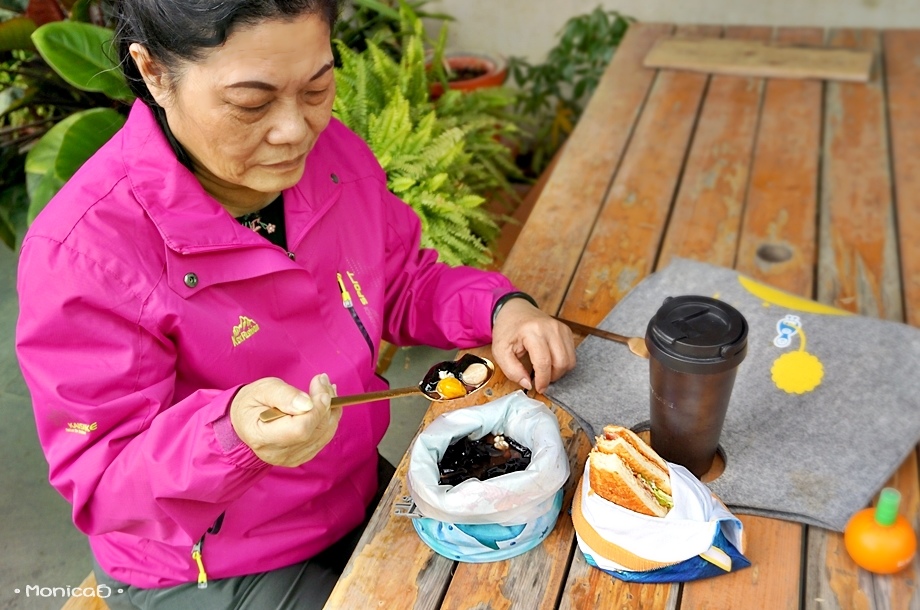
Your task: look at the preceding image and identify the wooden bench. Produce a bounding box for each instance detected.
[325,22,920,610]
[61,572,108,610]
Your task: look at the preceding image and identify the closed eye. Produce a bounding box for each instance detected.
[304,89,330,100]
[237,102,270,113]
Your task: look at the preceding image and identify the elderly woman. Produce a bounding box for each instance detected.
[14,0,574,608]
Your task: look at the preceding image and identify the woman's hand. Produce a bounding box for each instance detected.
[491,298,576,393]
[230,374,341,467]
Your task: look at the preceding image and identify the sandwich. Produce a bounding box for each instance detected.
[588,425,674,517]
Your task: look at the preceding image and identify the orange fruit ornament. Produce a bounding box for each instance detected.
[843,488,917,574]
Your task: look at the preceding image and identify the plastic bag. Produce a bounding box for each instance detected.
[408,391,569,525]
[571,459,750,582]
[407,391,570,562]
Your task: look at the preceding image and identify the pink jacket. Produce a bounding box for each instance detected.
[16,101,515,588]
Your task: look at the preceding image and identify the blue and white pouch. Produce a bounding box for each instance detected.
[407,392,570,563]
[571,459,750,582]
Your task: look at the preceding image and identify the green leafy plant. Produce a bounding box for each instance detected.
[334,10,520,267]
[0,0,130,249]
[509,6,632,177]
[334,0,451,65]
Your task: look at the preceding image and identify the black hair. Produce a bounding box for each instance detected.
[113,0,341,167]
[115,0,340,104]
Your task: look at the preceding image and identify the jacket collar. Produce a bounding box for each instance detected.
[120,101,341,255]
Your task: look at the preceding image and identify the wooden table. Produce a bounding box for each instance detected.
[325,23,920,610]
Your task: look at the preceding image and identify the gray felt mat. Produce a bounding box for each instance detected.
[546,258,920,532]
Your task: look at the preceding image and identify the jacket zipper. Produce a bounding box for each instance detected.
[191,539,207,589]
[190,512,225,589]
[336,272,375,361]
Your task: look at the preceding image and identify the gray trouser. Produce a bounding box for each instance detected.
[93,554,340,610]
[94,455,395,610]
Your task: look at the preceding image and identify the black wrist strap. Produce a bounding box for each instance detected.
[491,291,539,327]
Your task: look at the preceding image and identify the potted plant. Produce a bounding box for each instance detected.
[428,51,508,99]
[334,0,452,64]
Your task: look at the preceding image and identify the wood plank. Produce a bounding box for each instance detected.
[735,27,823,297]
[557,24,716,324]
[61,572,109,610]
[559,551,680,610]
[816,30,902,322]
[806,28,903,610]
[657,25,770,271]
[644,36,873,82]
[501,22,672,315]
[676,26,807,610]
[730,25,827,610]
[555,23,722,610]
[884,29,920,330]
[878,29,920,610]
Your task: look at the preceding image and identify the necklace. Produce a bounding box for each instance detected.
[238,211,277,235]
[234,194,287,250]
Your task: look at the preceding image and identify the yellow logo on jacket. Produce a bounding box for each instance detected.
[346,271,368,305]
[66,421,98,435]
[232,316,260,347]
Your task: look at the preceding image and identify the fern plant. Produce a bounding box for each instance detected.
[333,11,520,268]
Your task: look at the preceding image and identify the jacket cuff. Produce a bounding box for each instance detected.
[213,413,244,452]
[210,389,267,470]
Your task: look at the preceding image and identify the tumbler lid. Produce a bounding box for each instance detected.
[645,295,748,374]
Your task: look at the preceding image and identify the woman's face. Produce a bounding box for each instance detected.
[143,14,335,212]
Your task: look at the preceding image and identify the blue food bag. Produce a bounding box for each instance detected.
[407,392,570,562]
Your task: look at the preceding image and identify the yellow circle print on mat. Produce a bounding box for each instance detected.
[771,316,824,394]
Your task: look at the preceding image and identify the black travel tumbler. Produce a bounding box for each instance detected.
[646,295,748,478]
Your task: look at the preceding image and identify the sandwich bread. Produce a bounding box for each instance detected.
[589,425,673,517]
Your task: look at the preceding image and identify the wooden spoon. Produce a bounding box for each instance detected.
[258,354,494,423]
[554,316,649,358]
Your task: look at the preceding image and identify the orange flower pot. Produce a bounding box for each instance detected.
[429,53,508,99]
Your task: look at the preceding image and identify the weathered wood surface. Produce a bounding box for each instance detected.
[552,22,719,610]
[729,25,826,610]
[325,22,920,610]
[884,29,920,330]
[805,28,919,610]
[328,23,677,610]
[60,573,108,610]
[436,22,672,610]
[657,25,770,270]
[735,28,823,296]
[878,27,920,610]
[644,36,874,82]
[502,22,673,316]
[668,26,806,610]
[817,30,901,322]
[558,24,719,324]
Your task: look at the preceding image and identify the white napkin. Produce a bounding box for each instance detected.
[573,459,744,572]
